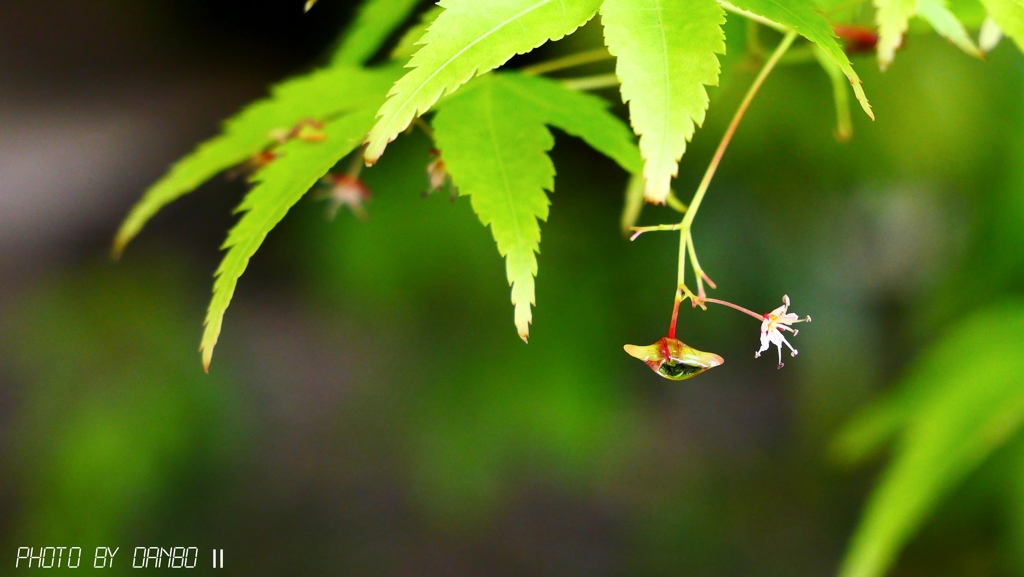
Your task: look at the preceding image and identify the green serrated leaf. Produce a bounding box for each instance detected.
[600,0,725,204]
[837,303,1024,577]
[428,72,639,339]
[979,0,1024,51]
[391,6,445,60]
[432,75,555,342]
[917,0,984,58]
[114,65,401,256]
[498,73,642,175]
[727,0,874,119]
[200,109,377,371]
[364,0,603,164]
[332,0,424,65]
[875,0,919,68]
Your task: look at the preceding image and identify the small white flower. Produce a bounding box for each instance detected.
[755,295,811,369]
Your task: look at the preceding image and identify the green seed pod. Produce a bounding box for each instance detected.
[624,337,724,380]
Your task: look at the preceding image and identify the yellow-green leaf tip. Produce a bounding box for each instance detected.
[201,346,213,373]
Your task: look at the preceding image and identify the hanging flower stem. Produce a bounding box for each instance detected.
[668,296,683,339]
[666,30,798,333]
[679,29,797,235]
[702,298,764,321]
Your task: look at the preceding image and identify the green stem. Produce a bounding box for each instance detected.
[703,298,764,321]
[621,173,647,236]
[677,229,688,292]
[561,73,620,91]
[521,48,613,76]
[666,191,688,213]
[780,47,817,64]
[812,46,852,142]
[665,30,797,334]
[630,222,682,240]
[720,0,787,32]
[747,19,766,58]
[746,19,813,64]
[829,65,852,141]
[679,30,798,236]
[686,231,709,298]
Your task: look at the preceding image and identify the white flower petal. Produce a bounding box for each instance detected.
[756,296,809,367]
[778,313,800,325]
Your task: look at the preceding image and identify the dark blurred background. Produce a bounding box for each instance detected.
[1,1,1023,575]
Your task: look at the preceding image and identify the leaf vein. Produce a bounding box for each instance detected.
[380,0,555,138]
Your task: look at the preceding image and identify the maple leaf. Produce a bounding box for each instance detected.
[727,0,874,118]
[917,0,983,59]
[363,0,603,164]
[600,0,726,204]
[331,0,424,65]
[875,0,919,68]
[432,73,639,340]
[114,65,401,256]
[978,0,1024,51]
[200,109,377,371]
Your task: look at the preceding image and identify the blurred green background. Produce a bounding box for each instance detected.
[1,1,1023,575]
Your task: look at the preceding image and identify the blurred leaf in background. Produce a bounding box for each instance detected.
[834,304,1024,577]
[0,261,243,572]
